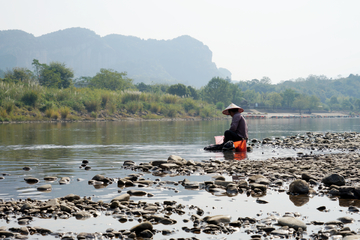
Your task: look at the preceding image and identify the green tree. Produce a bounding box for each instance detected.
[187,86,199,100]
[266,92,283,109]
[40,68,62,88]
[243,89,259,106]
[167,83,189,97]
[89,69,133,91]
[340,98,352,110]
[307,95,320,113]
[281,89,298,108]
[3,67,34,84]
[202,77,232,105]
[33,59,74,89]
[292,95,309,115]
[354,99,360,111]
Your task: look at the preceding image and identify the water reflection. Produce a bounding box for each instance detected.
[223,151,247,161]
[339,198,360,207]
[289,194,310,206]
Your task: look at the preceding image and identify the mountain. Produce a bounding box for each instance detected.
[0,28,231,88]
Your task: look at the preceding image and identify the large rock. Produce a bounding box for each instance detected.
[92,174,112,183]
[75,211,92,220]
[203,215,231,225]
[248,175,269,184]
[37,184,52,191]
[127,190,147,196]
[59,177,71,185]
[0,231,15,237]
[111,194,130,202]
[24,177,39,184]
[167,155,187,166]
[278,217,307,230]
[130,221,153,234]
[289,179,309,194]
[322,173,345,186]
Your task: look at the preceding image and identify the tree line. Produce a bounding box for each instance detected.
[1,59,360,122]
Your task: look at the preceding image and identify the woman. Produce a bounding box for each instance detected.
[222,103,248,149]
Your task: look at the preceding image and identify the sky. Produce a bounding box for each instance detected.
[1,0,360,84]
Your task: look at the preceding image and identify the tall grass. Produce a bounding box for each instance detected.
[0,81,219,120]
[59,106,70,119]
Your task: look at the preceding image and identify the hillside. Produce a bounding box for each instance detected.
[0,28,230,88]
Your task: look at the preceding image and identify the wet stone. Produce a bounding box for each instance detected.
[289,179,309,194]
[322,173,346,186]
[24,177,39,184]
[338,216,354,224]
[278,217,307,230]
[127,190,147,196]
[203,215,231,225]
[44,176,57,181]
[75,211,92,220]
[37,184,52,191]
[59,177,70,185]
[130,221,153,234]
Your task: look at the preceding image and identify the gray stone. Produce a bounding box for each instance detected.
[63,194,80,201]
[250,183,267,191]
[203,215,231,225]
[59,177,70,185]
[111,194,130,202]
[127,190,147,196]
[75,211,92,220]
[160,163,179,169]
[278,217,307,230]
[248,174,267,183]
[338,216,354,224]
[322,173,345,186]
[184,182,199,189]
[215,180,233,187]
[37,184,52,191]
[24,177,39,183]
[289,179,309,194]
[151,160,167,166]
[130,221,153,234]
[139,229,153,238]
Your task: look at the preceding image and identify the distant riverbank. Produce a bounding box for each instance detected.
[243,109,359,119]
[0,108,358,124]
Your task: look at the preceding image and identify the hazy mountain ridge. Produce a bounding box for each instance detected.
[0,28,230,87]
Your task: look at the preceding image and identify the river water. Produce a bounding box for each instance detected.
[1,117,360,239]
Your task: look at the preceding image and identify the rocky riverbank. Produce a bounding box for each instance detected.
[1,132,360,239]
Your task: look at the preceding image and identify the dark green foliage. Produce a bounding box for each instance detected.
[84,99,100,113]
[216,102,224,110]
[33,59,74,89]
[21,90,39,107]
[202,77,233,105]
[89,69,133,91]
[4,67,34,84]
[187,86,199,100]
[167,83,188,97]
[182,98,197,112]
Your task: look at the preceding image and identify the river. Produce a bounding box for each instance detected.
[0,117,360,239]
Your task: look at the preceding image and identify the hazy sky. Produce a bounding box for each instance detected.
[1,0,360,84]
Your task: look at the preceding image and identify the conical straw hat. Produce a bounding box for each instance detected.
[222,103,244,115]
